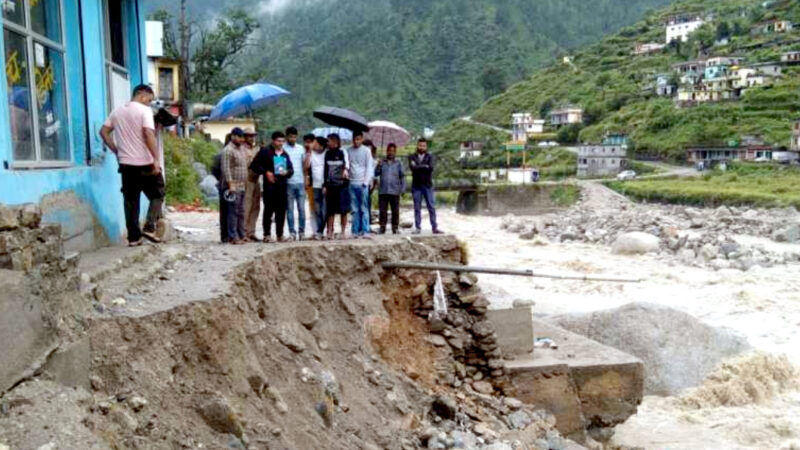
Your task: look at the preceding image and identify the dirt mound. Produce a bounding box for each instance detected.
[1,236,564,449]
[679,352,800,409]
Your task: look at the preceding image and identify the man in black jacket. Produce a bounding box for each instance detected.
[408,138,441,234]
[250,131,295,242]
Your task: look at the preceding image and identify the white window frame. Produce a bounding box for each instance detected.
[103,0,130,113]
[3,0,72,169]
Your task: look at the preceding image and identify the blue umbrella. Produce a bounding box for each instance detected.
[312,127,353,142]
[209,82,290,120]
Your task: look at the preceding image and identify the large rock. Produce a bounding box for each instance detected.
[550,303,749,395]
[0,205,19,231]
[772,224,800,243]
[611,232,660,255]
[200,175,220,199]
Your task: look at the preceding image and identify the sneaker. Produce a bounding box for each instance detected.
[263,237,273,243]
[128,239,144,247]
[433,229,444,235]
[412,229,421,235]
[361,234,373,240]
[142,230,162,243]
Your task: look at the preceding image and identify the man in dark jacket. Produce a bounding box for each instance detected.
[408,138,441,234]
[323,133,350,239]
[250,131,294,242]
[376,143,405,234]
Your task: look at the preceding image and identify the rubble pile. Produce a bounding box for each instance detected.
[502,204,800,270]
[0,204,68,272]
[424,271,509,394]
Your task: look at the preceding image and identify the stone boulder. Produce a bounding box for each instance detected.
[611,232,660,255]
[199,175,220,199]
[773,224,800,243]
[550,302,749,396]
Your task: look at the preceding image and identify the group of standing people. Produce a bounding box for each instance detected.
[216,126,442,244]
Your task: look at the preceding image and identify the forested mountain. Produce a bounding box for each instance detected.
[143,0,674,130]
[444,0,800,159]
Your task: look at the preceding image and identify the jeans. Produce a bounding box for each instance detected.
[263,185,288,239]
[312,188,326,234]
[379,194,400,233]
[412,186,438,232]
[119,164,165,243]
[226,191,246,241]
[287,183,306,236]
[349,184,370,236]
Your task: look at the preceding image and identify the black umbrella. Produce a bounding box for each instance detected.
[313,106,369,133]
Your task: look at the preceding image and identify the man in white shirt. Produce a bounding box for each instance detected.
[309,136,328,238]
[99,84,164,247]
[283,126,307,240]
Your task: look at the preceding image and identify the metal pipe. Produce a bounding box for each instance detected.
[381,261,641,283]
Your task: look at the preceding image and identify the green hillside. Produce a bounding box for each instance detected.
[236,0,673,131]
[445,0,800,160]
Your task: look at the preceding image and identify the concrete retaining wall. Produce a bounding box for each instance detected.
[458,184,580,216]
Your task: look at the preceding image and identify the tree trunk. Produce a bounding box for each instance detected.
[179,0,191,130]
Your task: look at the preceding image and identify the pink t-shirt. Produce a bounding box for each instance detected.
[104,102,156,166]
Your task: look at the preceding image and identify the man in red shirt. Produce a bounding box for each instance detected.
[99,85,164,247]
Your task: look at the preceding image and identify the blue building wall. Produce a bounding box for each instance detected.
[0,0,146,249]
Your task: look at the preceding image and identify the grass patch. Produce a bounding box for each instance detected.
[609,163,800,208]
[163,135,222,206]
[550,184,581,207]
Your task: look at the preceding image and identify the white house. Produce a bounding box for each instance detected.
[549,107,583,127]
[666,15,706,43]
[633,42,666,55]
[512,113,545,141]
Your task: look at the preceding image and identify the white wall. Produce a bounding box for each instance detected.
[666,19,704,43]
[145,21,164,58]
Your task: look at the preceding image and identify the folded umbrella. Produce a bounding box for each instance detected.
[367,120,411,149]
[209,83,290,120]
[313,106,369,133]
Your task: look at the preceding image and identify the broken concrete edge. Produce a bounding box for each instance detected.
[502,319,644,442]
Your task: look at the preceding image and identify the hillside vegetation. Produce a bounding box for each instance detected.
[446,0,800,160]
[152,0,673,131]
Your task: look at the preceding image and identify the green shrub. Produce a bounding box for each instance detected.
[163,135,221,205]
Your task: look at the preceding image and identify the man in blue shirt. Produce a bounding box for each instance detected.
[284,126,307,240]
[347,131,374,238]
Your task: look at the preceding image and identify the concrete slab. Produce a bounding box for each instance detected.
[487,306,534,355]
[505,319,643,439]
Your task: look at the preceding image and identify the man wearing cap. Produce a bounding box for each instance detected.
[221,127,250,244]
[243,127,261,241]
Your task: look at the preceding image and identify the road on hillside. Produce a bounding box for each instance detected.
[459,116,512,135]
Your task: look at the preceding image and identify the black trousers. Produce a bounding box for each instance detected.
[379,194,400,233]
[218,186,230,243]
[119,164,165,243]
[263,185,288,239]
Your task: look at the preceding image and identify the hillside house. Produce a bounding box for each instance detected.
[511,113,545,142]
[687,136,774,163]
[752,20,794,35]
[146,21,182,119]
[673,60,707,85]
[633,42,666,55]
[577,134,628,178]
[706,56,746,67]
[1,0,150,251]
[549,106,583,128]
[666,14,706,43]
[750,61,782,77]
[655,74,677,96]
[459,141,484,159]
[792,121,800,151]
[782,51,800,65]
